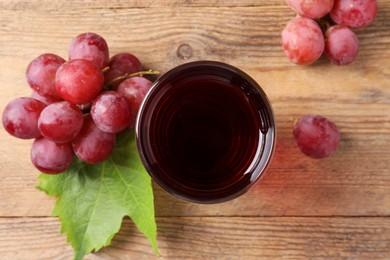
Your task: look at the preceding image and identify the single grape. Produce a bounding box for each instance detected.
[38,101,84,143]
[26,53,65,99]
[104,53,143,89]
[330,0,378,29]
[282,17,325,65]
[31,137,74,174]
[2,97,46,139]
[68,32,109,69]
[293,114,340,159]
[91,91,131,133]
[117,77,153,128]
[325,25,359,65]
[31,91,62,105]
[285,0,334,19]
[55,59,104,105]
[73,115,116,164]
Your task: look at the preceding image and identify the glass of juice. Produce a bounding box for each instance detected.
[136,61,276,203]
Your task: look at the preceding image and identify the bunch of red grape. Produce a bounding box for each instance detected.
[2,32,156,174]
[282,0,378,65]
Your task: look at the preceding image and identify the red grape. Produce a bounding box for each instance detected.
[293,114,340,159]
[26,53,65,99]
[55,59,104,105]
[117,77,153,128]
[91,91,131,133]
[38,101,84,143]
[104,53,143,89]
[68,32,109,69]
[2,97,46,139]
[325,25,359,65]
[282,17,325,65]
[73,115,116,164]
[286,0,334,19]
[330,0,378,29]
[31,137,74,174]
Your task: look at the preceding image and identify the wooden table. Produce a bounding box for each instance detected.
[1,1,389,259]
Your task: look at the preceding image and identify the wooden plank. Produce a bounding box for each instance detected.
[0,5,389,72]
[1,110,389,217]
[0,0,284,10]
[0,217,389,259]
[0,5,389,217]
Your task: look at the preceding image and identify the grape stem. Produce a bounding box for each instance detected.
[105,70,160,88]
[101,66,110,73]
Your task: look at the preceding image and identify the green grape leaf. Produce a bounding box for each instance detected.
[37,131,158,260]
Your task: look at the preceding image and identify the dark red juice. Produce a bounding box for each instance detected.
[136,61,275,203]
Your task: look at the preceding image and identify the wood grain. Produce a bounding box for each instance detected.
[0,217,389,259]
[1,123,390,217]
[0,0,285,10]
[1,1,390,258]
